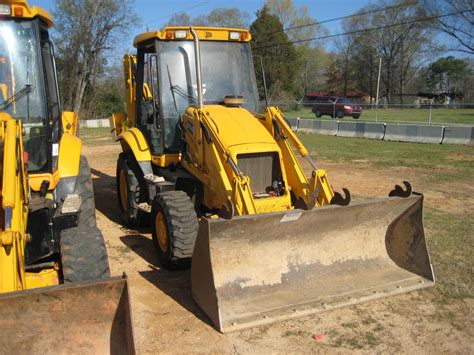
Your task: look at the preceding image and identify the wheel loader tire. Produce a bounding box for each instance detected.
[116,152,148,227]
[151,191,198,270]
[75,156,97,228]
[60,227,110,282]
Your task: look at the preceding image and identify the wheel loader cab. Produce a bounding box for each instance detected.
[0,12,61,173]
[132,27,260,157]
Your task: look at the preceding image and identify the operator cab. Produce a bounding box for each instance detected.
[132,27,260,155]
[0,1,61,172]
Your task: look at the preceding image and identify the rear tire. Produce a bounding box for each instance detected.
[151,191,198,270]
[337,110,344,118]
[60,227,110,282]
[116,152,148,227]
[315,110,322,118]
[352,114,360,119]
[75,156,97,228]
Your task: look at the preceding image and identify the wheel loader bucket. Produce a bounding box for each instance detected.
[0,274,135,355]
[192,194,434,333]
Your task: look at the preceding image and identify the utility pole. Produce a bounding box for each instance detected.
[375,57,382,122]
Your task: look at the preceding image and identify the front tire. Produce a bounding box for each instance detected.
[151,191,198,270]
[116,152,148,227]
[75,156,97,228]
[337,110,344,118]
[60,227,110,282]
[315,110,322,118]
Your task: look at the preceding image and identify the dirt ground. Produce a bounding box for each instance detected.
[84,143,473,354]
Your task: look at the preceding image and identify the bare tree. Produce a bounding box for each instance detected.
[166,12,192,26]
[192,8,250,28]
[423,0,474,54]
[53,0,138,114]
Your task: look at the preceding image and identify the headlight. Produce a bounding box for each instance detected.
[175,30,187,39]
[229,32,240,40]
[0,5,11,15]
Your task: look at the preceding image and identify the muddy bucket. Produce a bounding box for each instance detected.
[0,274,134,354]
[191,194,434,333]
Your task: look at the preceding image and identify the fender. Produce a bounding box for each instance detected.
[117,127,153,175]
[117,127,151,162]
[29,132,82,192]
[58,132,82,178]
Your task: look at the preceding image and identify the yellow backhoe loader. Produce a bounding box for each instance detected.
[113,26,434,333]
[0,1,134,352]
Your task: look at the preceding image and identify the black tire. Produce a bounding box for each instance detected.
[337,110,344,118]
[116,152,148,227]
[75,156,97,228]
[151,191,198,270]
[315,110,322,118]
[352,114,360,119]
[60,227,110,282]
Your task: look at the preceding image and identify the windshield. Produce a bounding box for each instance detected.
[157,40,259,150]
[0,19,48,171]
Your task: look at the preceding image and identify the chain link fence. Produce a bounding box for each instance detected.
[275,101,474,126]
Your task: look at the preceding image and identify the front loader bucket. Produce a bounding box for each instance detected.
[192,194,434,333]
[0,275,134,355]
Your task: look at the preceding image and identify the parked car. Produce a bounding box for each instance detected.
[311,96,362,119]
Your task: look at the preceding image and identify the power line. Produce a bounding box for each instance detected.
[146,1,210,25]
[267,1,419,35]
[255,9,470,50]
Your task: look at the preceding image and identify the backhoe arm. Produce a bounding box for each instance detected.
[0,118,28,293]
[265,106,334,207]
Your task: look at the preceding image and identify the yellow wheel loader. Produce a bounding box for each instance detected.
[0,1,134,352]
[113,27,434,333]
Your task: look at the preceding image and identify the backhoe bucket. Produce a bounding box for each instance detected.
[0,275,134,354]
[192,194,434,333]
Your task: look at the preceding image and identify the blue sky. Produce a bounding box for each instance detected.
[33,0,370,46]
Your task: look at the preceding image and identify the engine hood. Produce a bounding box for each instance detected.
[200,105,277,150]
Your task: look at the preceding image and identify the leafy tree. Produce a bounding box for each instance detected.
[265,0,328,99]
[265,0,323,42]
[250,6,299,101]
[424,56,471,92]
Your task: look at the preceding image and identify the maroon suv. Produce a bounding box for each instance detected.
[311,96,362,119]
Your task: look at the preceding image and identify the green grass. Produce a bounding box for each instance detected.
[284,107,474,125]
[298,133,474,171]
[79,127,114,145]
[282,329,311,337]
[424,209,473,301]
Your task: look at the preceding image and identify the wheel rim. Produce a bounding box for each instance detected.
[155,212,168,252]
[119,169,128,211]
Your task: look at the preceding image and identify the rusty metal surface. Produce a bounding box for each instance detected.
[191,195,434,333]
[0,274,135,354]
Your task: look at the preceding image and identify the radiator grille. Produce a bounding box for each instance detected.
[237,152,278,194]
